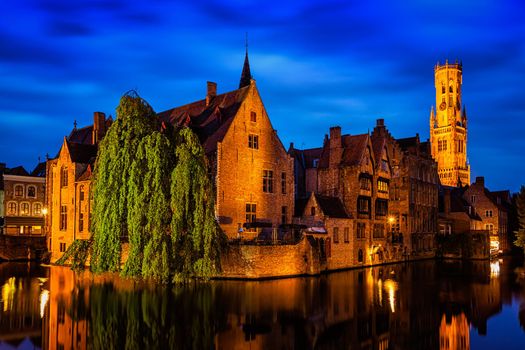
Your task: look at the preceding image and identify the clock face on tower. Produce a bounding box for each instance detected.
[439,102,446,111]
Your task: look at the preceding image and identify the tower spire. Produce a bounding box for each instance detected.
[239,33,252,88]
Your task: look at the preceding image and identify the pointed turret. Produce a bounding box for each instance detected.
[430,106,436,128]
[461,105,467,127]
[239,50,252,88]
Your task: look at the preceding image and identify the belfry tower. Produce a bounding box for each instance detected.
[430,60,470,187]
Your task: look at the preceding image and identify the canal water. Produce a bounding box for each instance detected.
[0,258,524,350]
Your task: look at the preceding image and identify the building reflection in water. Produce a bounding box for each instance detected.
[1,258,524,349]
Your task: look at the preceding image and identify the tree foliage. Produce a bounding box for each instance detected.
[171,128,224,280]
[88,91,223,282]
[514,186,525,250]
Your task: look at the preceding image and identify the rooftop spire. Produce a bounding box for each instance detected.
[239,33,252,88]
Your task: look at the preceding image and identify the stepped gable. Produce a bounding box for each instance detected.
[157,85,250,155]
[396,136,418,151]
[315,194,351,219]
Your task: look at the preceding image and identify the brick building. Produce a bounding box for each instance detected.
[47,52,295,261]
[1,163,46,235]
[463,177,510,254]
[46,112,109,262]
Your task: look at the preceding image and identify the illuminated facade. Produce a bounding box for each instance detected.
[430,61,470,187]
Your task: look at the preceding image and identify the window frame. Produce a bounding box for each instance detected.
[263,170,274,193]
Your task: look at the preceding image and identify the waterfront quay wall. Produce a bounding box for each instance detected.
[0,235,47,261]
[436,231,490,260]
[220,237,320,279]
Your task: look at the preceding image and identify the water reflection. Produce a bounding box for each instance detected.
[0,258,525,349]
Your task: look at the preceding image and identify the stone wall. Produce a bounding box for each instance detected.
[0,235,47,261]
[220,237,316,278]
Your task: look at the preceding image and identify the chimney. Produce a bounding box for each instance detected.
[206,81,217,106]
[475,176,485,187]
[92,112,106,145]
[329,126,342,167]
[444,188,451,214]
[376,119,385,127]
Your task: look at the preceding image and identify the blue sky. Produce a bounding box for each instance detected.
[1,0,524,191]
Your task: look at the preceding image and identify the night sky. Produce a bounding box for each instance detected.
[1,0,524,192]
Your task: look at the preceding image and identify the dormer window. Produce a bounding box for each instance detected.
[312,159,319,168]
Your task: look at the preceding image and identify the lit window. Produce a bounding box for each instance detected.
[378,179,389,193]
[245,203,256,232]
[20,203,30,215]
[14,185,24,197]
[263,170,273,193]
[248,134,259,149]
[33,203,42,215]
[7,202,17,215]
[27,186,36,198]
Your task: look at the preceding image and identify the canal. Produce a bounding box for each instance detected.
[0,257,524,349]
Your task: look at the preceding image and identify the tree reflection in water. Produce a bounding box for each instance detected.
[1,258,525,349]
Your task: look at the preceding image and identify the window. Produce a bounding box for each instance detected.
[248,134,259,149]
[344,227,350,243]
[79,213,84,232]
[59,242,66,253]
[381,158,389,172]
[485,210,493,218]
[27,185,36,198]
[281,206,287,225]
[375,199,388,217]
[310,206,316,216]
[263,170,273,193]
[441,84,445,94]
[373,224,385,238]
[60,205,67,230]
[20,203,30,215]
[442,140,447,151]
[485,224,494,233]
[61,167,68,187]
[359,175,371,191]
[281,172,287,194]
[250,111,257,122]
[14,185,24,197]
[245,203,256,224]
[471,195,476,203]
[358,249,364,263]
[333,227,339,243]
[357,222,366,239]
[7,202,17,215]
[378,179,389,193]
[33,203,42,215]
[312,159,319,168]
[79,185,85,202]
[357,196,370,215]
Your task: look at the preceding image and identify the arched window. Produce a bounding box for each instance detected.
[441,84,445,94]
[20,202,30,216]
[33,203,42,216]
[61,167,68,187]
[14,185,24,197]
[358,249,364,263]
[27,185,36,198]
[7,202,17,215]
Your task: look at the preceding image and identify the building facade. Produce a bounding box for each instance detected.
[463,176,510,254]
[430,61,470,187]
[2,165,46,235]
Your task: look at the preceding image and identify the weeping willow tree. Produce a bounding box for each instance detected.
[170,128,224,280]
[90,92,158,273]
[89,91,224,282]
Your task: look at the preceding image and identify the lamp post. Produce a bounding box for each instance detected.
[42,207,48,237]
[388,216,395,243]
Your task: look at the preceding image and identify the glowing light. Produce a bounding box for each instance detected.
[1,277,16,312]
[383,279,398,313]
[378,278,383,306]
[42,207,48,215]
[388,216,395,224]
[490,260,500,278]
[39,289,49,318]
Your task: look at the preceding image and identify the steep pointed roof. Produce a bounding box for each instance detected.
[239,50,252,88]
[318,133,370,168]
[158,85,251,155]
